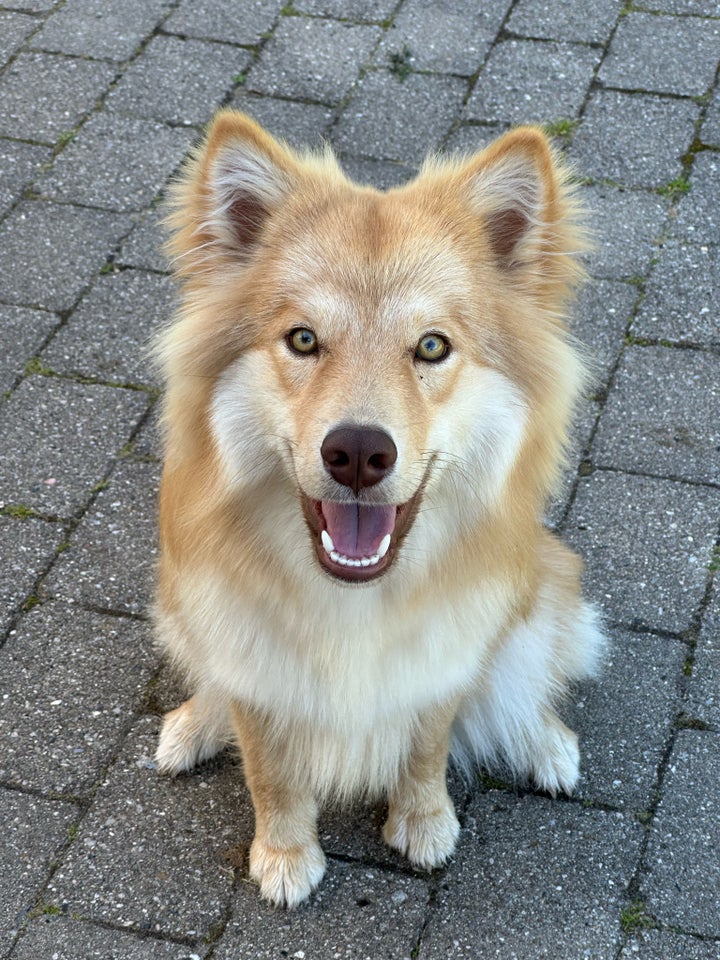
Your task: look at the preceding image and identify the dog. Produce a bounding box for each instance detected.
[152,110,604,908]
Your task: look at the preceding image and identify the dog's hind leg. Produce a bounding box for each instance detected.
[155,686,233,774]
[383,699,460,869]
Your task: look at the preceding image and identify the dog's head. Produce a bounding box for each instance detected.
[158,111,586,585]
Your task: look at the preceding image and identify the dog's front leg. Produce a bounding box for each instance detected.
[231,703,325,908]
[383,700,460,869]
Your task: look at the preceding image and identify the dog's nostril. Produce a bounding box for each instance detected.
[321,425,397,494]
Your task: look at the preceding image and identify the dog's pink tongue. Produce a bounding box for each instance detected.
[321,502,396,558]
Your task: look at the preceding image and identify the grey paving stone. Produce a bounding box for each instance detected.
[649,0,720,10]
[0,201,132,311]
[0,304,59,394]
[247,17,381,105]
[377,0,511,76]
[620,930,720,959]
[42,269,176,386]
[214,860,428,960]
[0,10,37,60]
[687,585,720,729]
[231,93,334,149]
[643,730,720,936]
[30,0,172,60]
[0,790,78,953]
[43,459,160,616]
[37,113,195,212]
[0,602,156,794]
[0,516,63,637]
[14,915,208,960]
[506,0,623,43]
[48,716,249,940]
[633,241,720,348]
[294,0,396,17]
[674,151,720,244]
[118,207,170,274]
[339,155,414,189]
[701,90,720,146]
[0,376,148,518]
[592,346,720,485]
[128,402,163,461]
[419,794,641,959]
[465,40,600,126]
[0,138,52,219]
[442,122,506,154]
[105,34,250,126]
[0,53,115,144]
[567,629,685,810]
[581,184,668,281]
[564,472,720,634]
[165,0,281,45]
[6,0,55,9]
[332,70,467,164]
[598,13,720,97]
[572,278,637,385]
[568,91,699,190]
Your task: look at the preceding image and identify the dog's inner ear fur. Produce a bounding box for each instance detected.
[485,207,533,260]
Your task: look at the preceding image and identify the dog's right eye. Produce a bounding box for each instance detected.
[287,328,318,355]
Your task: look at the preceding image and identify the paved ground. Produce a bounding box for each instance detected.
[1,0,719,957]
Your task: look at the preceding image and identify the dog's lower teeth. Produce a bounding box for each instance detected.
[327,547,384,568]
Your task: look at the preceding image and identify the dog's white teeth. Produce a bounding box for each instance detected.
[360,557,372,567]
[321,530,335,555]
[377,534,391,560]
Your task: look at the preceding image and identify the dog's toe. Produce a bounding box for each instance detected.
[383,801,460,870]
[530,716,580,797]
[155,697,231,775]
[249,838,326,908]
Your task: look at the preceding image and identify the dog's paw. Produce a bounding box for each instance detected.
[530,717,580,797]
[155,698,230,775]
[249,838,326,908]
[383,801,460,870]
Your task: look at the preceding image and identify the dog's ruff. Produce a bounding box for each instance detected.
[153,110,605,908]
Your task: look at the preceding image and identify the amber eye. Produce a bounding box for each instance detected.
[415,333,450,362]
[287,328,318,355]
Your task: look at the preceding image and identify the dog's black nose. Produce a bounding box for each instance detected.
[321,426,397,494]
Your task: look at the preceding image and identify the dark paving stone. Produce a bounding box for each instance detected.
[632,241,720,348]
[105,34,250,126]
[620,930,720,959]
[581,184,669,281]
[0,376,149,518]
[377,0,511,76]
[118,207,170,274]
[442,122,506,154]
[465,39,600,126]
[0,516,64,637]
[165,0,281,45]
[14,916,208,960]
[43,459,160,616]
[213,860,428,960]
[701,89,720,146]
[592,345,720,485]
[568,91,699,189]
[247,17,381,105]
[231,93,334,150]
[0,139,52,219]
[48,717,249,941]
[598,12,720,97]
[0,201,132,311]
[0,304,59,394]
[572,277,637,385]
[0,53,115,144]
[294,0,396,17]
[565,472,720,634]
[5,0,55,8]
[37,113,195,212]
[686,585,720,729]
[419,794,642,959]
[0,10,37,60]
[43,269,176,386]
[339,155,414,189]
[0,790,78,953]
[643,730,720,937]
[567,629,686,809]
[30,0,172,60]
[506,0,622,43]
[0,602,156,794]
[332,70,467,164]
[673,151,720,244]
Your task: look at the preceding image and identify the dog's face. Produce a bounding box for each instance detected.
[162,112,583,585]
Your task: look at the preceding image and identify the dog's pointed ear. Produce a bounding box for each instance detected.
[166,111,300,275]
[462,127,578,270]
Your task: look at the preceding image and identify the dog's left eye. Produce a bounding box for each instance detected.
[415,333,450,362]
[287,328,318,355]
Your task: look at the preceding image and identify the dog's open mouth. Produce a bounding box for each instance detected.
[301,491,422,583]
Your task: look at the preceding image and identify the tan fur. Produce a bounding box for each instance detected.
[153,111,604,907]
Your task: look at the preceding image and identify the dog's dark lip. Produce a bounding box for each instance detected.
[300,486,425,584]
